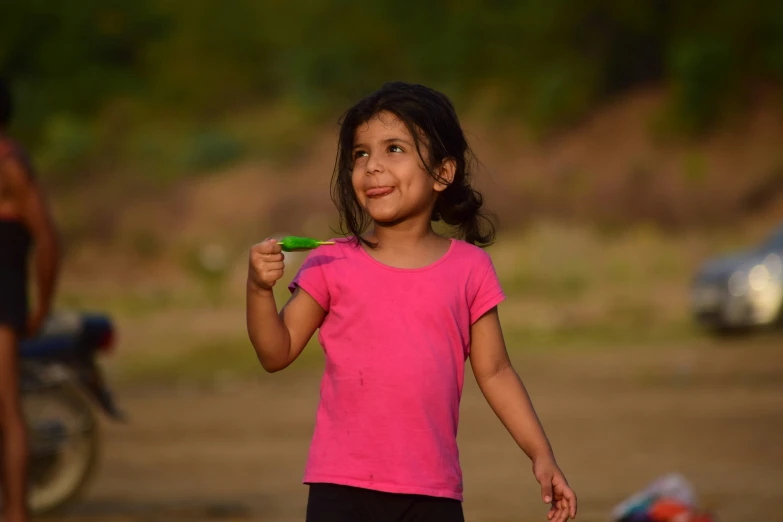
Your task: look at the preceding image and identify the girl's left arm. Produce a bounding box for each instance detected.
[469,307,577,521]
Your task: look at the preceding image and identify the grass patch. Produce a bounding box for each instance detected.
[506,270,592,301]
[491,223,705,337]
[505,320,700,351]
[115,334,325,386]
[59,287,206,319]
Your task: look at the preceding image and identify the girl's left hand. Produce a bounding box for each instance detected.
[532,455,577,521]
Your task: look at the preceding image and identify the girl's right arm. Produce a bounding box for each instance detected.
[246,239,326,372]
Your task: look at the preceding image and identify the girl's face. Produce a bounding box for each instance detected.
[351,111,452,226]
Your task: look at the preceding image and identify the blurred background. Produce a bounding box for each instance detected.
[3,1,783,521]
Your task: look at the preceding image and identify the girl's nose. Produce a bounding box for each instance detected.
[365,153,384,174]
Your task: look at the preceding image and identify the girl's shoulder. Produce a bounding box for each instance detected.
[449,238,496,265]
[327,236,361,256]
[296,236,359,268]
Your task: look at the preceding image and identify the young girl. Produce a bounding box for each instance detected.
[246,82,577,522]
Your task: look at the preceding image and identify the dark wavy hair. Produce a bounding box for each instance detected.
[0,78,12,126]
[331,81,496,248]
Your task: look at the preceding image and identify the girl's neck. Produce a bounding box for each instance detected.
[359,217,452,270]
[368,218,438,249]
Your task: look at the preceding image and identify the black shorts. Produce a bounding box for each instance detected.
[306,483,464,522]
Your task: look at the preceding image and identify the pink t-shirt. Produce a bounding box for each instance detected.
[288,237,505,501]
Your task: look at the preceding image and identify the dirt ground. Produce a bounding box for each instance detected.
[39,335,782,522]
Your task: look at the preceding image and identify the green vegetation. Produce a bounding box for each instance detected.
[3,1,783,181]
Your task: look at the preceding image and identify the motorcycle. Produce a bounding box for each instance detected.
[13,311,124,515]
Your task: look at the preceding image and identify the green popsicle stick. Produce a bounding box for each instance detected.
[279,236,335,252]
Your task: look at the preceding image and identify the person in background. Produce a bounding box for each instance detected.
[0,77,61,522]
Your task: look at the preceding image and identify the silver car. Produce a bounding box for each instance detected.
[691,224,783,333]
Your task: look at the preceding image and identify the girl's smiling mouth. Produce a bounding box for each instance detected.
[366,187,395,198]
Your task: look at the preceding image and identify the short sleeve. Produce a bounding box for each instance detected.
[288,251,331,312]
[469,255,505,324]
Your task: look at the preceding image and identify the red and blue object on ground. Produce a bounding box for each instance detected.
[618,497,715,522]
[613,474,717,522]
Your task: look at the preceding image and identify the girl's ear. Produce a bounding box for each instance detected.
[433,158,456,193]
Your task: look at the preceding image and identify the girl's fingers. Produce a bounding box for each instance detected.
[552,499,567,522]
[264,269,284,281]
[561,487,577,519]
[260,253,285,262]
[547,500,558,521]
[548,500,564,522]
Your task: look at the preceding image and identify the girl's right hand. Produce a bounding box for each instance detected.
[248,239,285,292]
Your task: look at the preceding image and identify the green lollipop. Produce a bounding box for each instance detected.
[279,236,335,252]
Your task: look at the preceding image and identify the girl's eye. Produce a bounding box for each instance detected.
[389,145,403,153]
[354,150,368,160]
